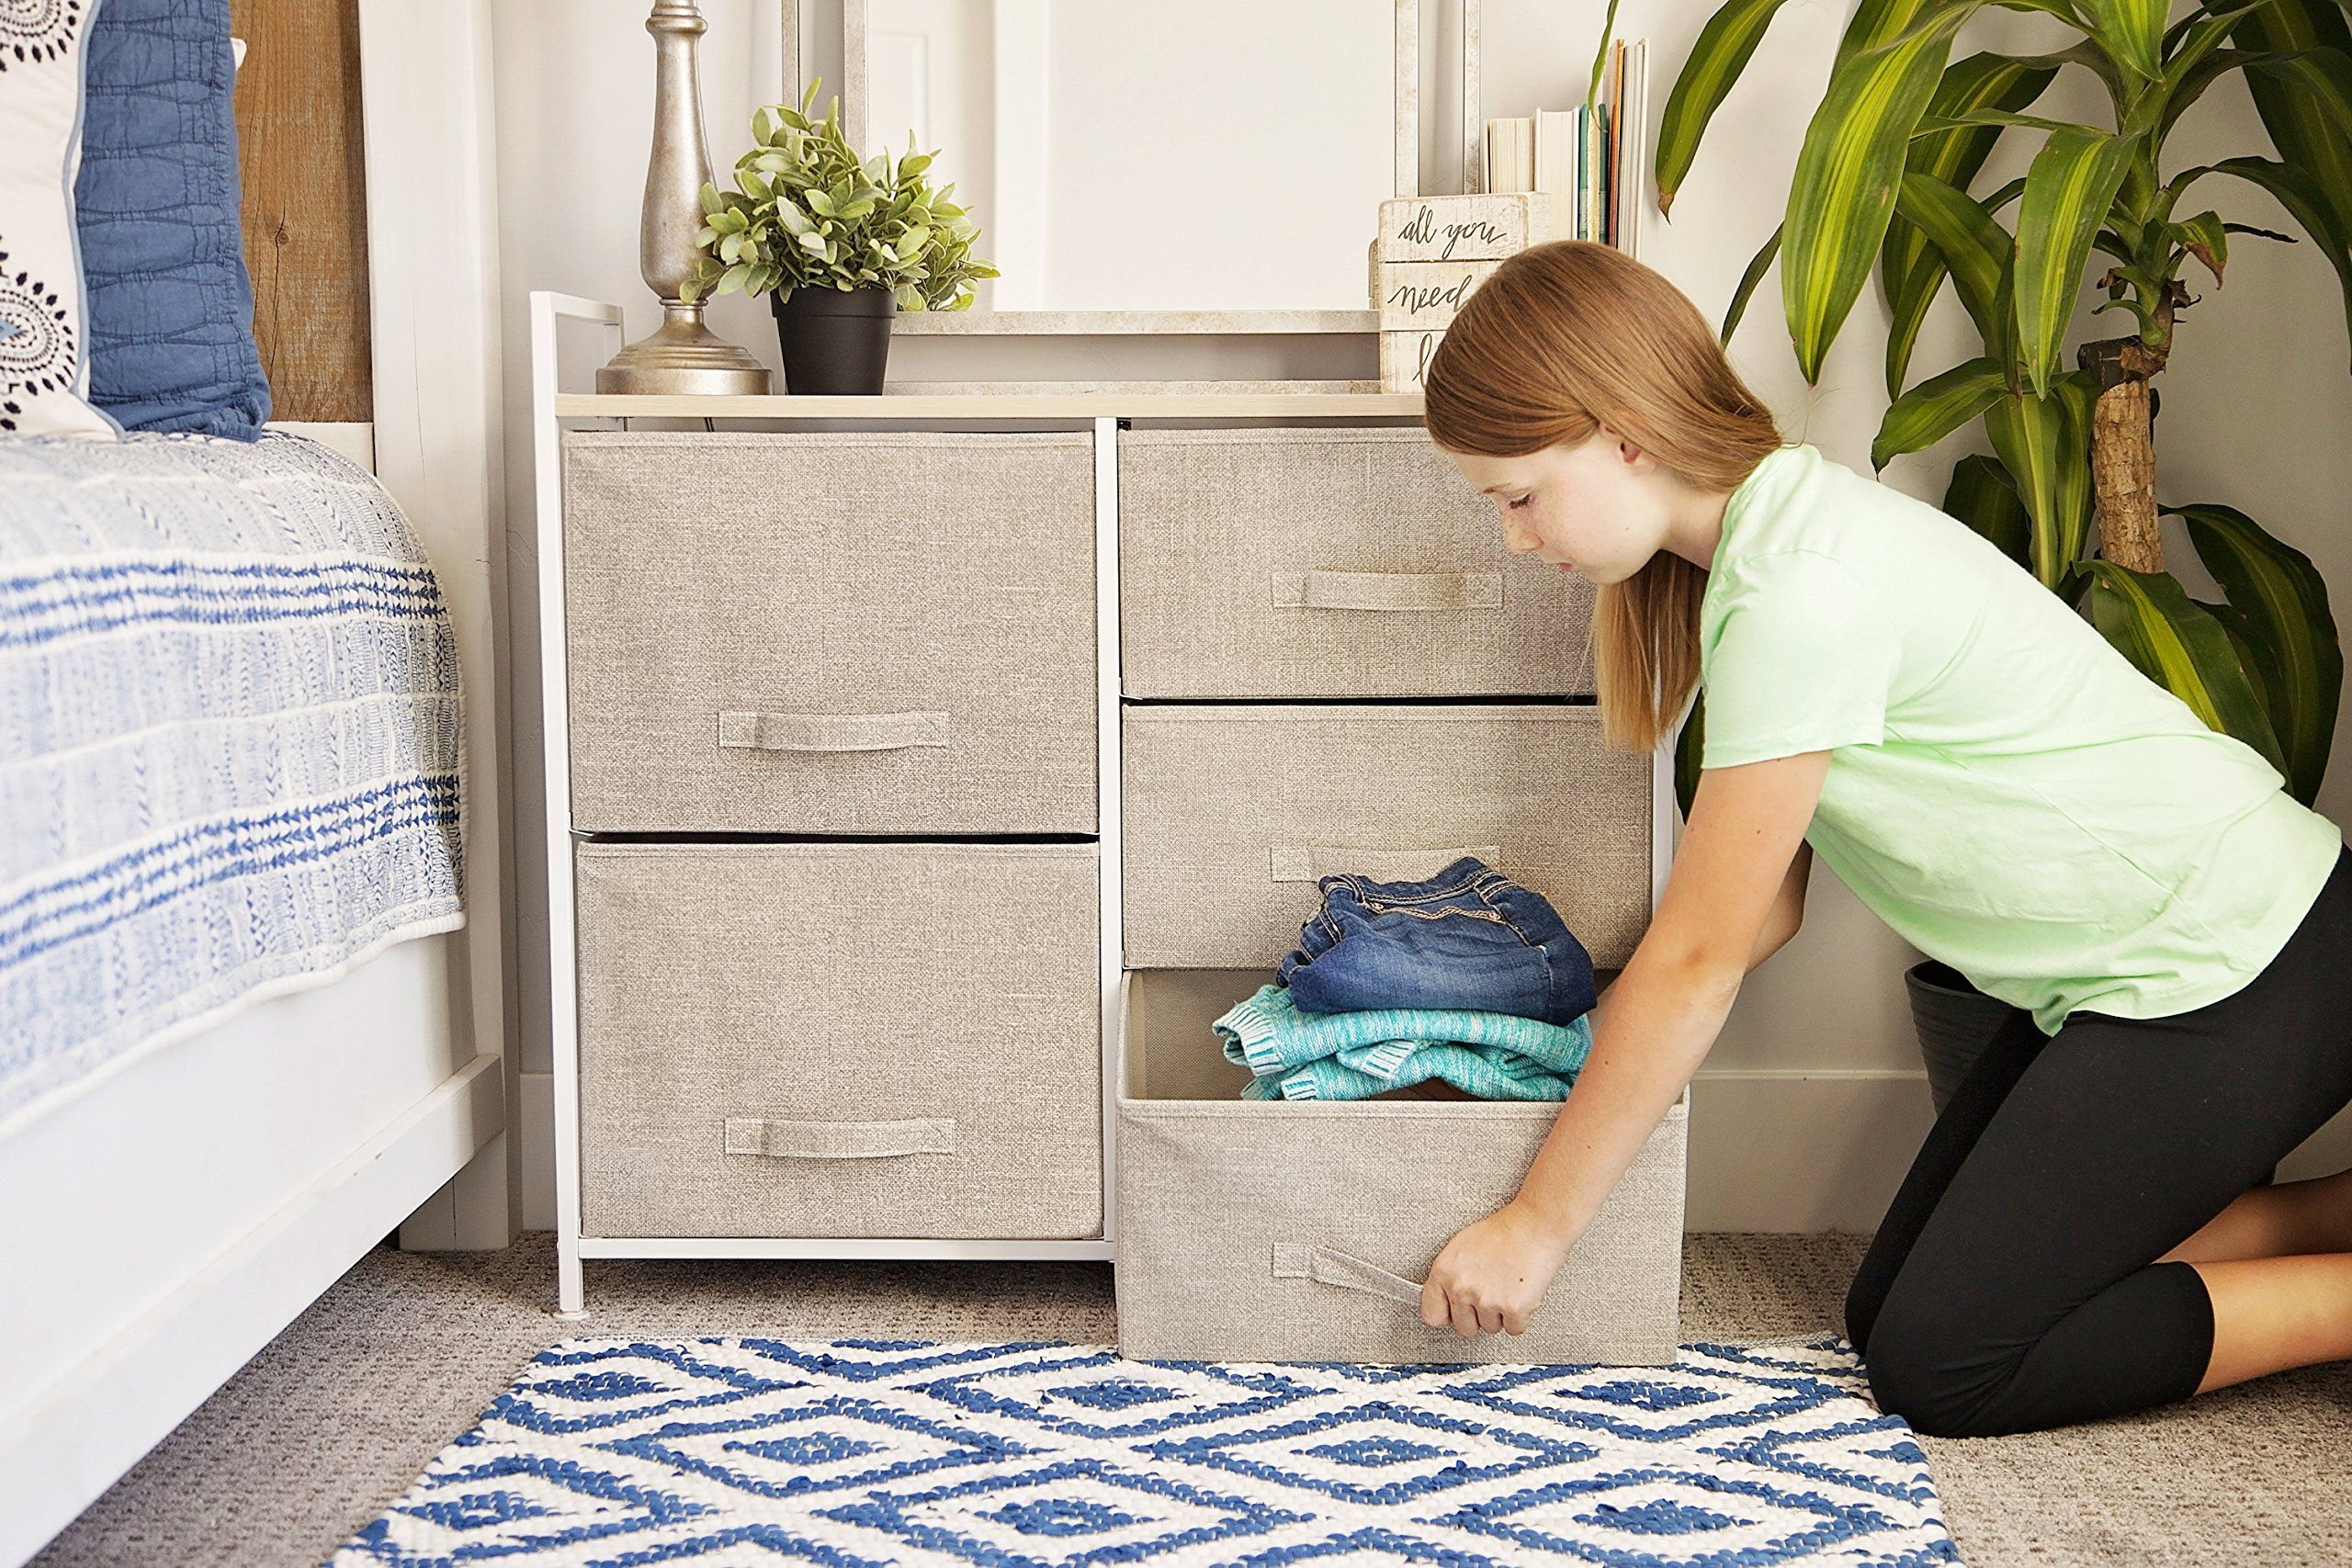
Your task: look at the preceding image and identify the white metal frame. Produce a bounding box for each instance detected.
[0,5,512,1562]
[531,300,1678,1316]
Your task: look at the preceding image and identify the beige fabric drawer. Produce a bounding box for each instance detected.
[1118,426,1595,697]
[1123,703,1651,969]
[561,430,1096,833]
[574,840,1102,1239]
[1114,969,1685,1364]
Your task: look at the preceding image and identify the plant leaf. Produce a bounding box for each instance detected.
[1912,107,2100,135]
[2171,502,2344,802]
[1894,168,2017,348]
[1872,355,2009,469]
[2170,208,2229,281]
[1674,689,1706,819]
[1655,0,1798,218]
[2084,561,2289,772]
[2075,0,2167,82]
[2185,155,2352,367]
[2233,1,2352,345]
[1782,0,1984,383]
[2014,126,2142,395]
[1721,224,1782,344]
[1941,450,2034,570]
[1982,371,2097,586]
[2245,46,2352,150]
[1883,50,2064,396]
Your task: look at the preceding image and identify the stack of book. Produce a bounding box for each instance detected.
[1373,37,1648,392]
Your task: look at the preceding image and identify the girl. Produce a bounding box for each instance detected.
[1412,239,2352,1439]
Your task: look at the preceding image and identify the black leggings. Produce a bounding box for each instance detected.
[1844,840,2352,1438]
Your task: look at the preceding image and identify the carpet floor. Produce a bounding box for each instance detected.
[28,1231,2352,1566]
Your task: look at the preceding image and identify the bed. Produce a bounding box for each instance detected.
[0,5,511,1562]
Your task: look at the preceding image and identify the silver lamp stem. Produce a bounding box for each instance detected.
[596,0,773,396]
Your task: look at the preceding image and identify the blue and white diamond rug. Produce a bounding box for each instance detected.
[327,1334,1959,1566]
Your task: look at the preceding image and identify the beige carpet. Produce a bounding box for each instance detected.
[29,1231,2352,1566]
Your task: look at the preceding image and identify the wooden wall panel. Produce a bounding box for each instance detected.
[229,0,372,422]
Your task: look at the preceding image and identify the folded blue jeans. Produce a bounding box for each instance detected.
[1276,856,1598,1026]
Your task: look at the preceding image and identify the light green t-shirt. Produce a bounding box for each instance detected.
[1698,441,2343,1035]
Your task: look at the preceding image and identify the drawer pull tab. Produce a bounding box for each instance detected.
[717,710,950,753]
[1272,570,1504,613]
[723,1117,956,1159]
[1272,1242,1430,1312]
[1269,845,1502,884]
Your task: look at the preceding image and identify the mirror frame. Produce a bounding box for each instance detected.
[819,0,1484,335]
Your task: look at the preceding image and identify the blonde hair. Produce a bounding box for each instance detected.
[1423,241,1782,754]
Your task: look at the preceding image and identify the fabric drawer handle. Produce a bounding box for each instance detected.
[717,710,950,753]
[1272,570,1504,613]
[1269,844,1503,884]
[1272,1243,1428,1310]
[722,1117,956,1159]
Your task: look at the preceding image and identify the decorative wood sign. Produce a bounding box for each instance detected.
[1376,192,1565,262]
[1376,259,1503,331]
[1370,191,1566,390]
[1379,330,1447,393]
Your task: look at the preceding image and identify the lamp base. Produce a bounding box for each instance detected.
[595,303,774,395]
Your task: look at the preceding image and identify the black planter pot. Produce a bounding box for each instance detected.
[770,284,895,394]
[1903,958,2014,1115]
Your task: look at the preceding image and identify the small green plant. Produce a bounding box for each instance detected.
[683,78,998,310]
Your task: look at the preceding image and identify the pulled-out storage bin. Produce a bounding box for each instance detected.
[1114,969,1685,1365]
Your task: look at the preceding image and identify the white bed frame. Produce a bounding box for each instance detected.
[0,6,513,1562]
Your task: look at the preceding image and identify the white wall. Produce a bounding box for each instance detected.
[489,0,2352,1235]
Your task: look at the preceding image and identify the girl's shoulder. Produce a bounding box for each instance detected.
[1719,441,1978,578]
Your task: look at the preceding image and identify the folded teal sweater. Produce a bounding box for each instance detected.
[1212,983,1594,1101]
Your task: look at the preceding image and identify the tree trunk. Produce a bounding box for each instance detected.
[2078,335,2165,574]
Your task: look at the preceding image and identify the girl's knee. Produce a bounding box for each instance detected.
[1859,1300,2009,1438]
[1842,1272,1882,1359]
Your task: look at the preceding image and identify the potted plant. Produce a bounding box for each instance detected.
[1657,0,2349,1107]
[682,79,999,394]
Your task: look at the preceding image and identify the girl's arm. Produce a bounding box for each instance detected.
[1510,749,1831,1245]
[1591,840,1812,1010]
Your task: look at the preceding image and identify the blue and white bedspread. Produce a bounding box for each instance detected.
[0,431,463,1132]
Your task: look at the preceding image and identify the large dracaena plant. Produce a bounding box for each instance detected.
[1656,0,2345,812]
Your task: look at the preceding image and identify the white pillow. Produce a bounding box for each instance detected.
[0,0,119,439]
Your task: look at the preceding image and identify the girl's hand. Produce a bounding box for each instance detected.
[1420,1201,1577,1337]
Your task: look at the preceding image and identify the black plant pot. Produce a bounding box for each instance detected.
[1903,958,2015,1115]
[770,284,895,394]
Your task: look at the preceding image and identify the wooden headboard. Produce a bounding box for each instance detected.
[228,0,372,423]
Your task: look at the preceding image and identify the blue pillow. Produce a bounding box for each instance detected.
[74,0,271,439]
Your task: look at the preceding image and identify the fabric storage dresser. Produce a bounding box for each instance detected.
[532,321,1684,1349]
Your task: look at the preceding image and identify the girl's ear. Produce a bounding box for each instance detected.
[1600,423,1648,470]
